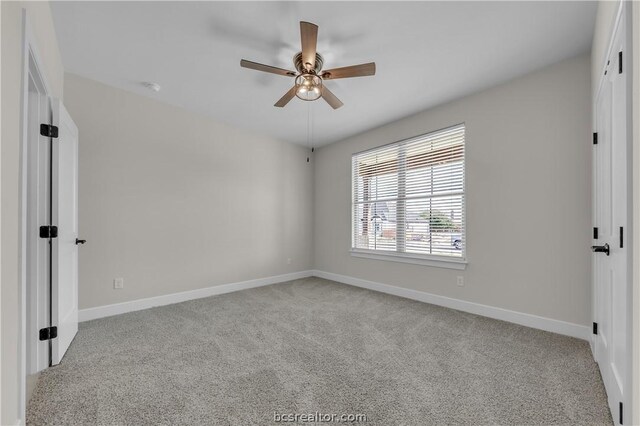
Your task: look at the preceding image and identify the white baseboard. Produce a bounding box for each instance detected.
[79,269,590,341]
[78,270,313,322]
[311,270,591,341]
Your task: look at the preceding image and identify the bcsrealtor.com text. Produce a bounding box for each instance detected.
[273,411,367,423]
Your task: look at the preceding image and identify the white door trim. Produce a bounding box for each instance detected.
[19,9,53,424]
[621,4,635,424]
[631,3,640,425]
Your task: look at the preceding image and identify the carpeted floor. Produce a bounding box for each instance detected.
[27,277,612,425]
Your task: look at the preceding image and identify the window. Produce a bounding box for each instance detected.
[351,124,465,265]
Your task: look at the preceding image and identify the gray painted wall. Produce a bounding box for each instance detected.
[64,74,314,310]
[313,54,592,326]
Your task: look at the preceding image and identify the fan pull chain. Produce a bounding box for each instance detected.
[311,103,315,154]
[306,103,311,162]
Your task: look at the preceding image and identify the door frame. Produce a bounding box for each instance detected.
[591,1,634,424]
[632,4,640,425]
[19,9,53,421]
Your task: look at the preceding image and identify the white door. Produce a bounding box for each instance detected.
[593,13,628,425]
[51,99,79,364]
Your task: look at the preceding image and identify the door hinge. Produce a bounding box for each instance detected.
[620,226,624,248]
[619,51,623,74]
[593,132,598,145]
[593,227,598,239]
[39,326,58,341]
[39,225,58,239]
[592,322,598,335]
[40,124,58,138]
[619,401,623,424]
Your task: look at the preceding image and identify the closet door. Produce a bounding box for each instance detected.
[51,99,80,365]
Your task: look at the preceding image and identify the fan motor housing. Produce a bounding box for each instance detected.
[293,52,324,74]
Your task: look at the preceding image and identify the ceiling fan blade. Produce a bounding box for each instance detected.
[274,86,297,108]
[300,21,318,71]
[321,85,343,109]
[321,62,376,80]
[240,59,296,77]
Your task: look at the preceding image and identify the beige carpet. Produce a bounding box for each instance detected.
[27,277,612,425]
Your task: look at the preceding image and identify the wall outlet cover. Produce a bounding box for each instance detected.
[114,278,124,289]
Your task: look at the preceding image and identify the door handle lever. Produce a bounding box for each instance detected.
[75,238,86,245]
[591,243,610,256]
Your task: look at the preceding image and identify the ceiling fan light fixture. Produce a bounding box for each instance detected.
[240,21,374,109]
[295,74,322,101]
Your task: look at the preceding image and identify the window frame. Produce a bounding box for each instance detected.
[350,123,467,269]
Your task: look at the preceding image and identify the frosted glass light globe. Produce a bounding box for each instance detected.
[295,74,322,101]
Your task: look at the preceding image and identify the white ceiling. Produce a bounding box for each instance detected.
[51,1,596,147]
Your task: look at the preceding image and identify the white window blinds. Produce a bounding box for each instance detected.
[352,124,465,259]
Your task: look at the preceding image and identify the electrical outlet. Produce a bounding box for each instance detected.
[456,276,464,287]
[114,278,124,289]
[287,258,292,265]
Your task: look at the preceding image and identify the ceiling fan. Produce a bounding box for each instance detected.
[240,21,376,110]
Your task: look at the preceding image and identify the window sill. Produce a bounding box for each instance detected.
[350,249,467,270]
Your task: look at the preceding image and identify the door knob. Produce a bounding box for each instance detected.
[591,243,610,256]
[75,238,86,245]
